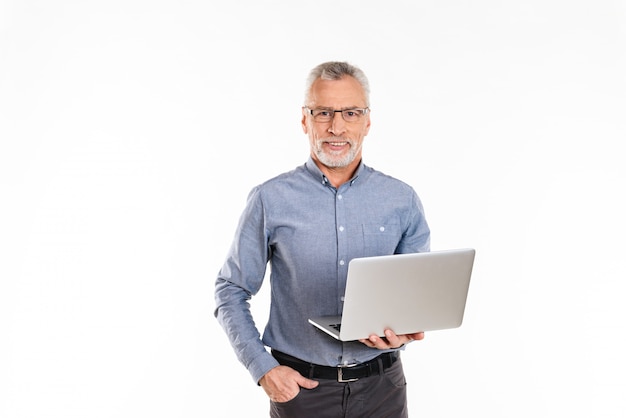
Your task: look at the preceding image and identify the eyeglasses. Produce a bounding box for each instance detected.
[303,107,370,123]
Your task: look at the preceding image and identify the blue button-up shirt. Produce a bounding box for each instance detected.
[214,157,430,383]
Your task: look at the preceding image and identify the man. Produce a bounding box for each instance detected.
[214,61,430,417]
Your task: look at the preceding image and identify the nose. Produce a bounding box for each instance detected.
[328,111,347,135]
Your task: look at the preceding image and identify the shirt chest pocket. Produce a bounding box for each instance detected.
[360,223,402,257]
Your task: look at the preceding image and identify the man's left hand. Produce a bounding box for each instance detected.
[359,329,425,349]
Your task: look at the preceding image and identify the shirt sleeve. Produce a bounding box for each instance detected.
[213,186,280,383]
[395,188,431,254]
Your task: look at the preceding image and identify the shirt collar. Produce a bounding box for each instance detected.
[304,156,363,187]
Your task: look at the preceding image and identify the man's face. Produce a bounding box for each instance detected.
[302,76,371,169]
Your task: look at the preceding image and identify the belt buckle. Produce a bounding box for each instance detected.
[337,363,359,383]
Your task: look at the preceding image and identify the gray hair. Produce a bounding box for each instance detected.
[304,61,370,106]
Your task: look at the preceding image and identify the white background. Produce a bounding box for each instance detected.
[1,1,625,417]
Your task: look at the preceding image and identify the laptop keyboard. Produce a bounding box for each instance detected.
[330,323,341,331]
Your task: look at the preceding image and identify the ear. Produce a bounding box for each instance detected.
[364,114,371,135]
[301,108,309,134]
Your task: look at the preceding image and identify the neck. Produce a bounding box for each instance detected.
[312,156,360,188]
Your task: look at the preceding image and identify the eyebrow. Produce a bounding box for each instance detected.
[313,106,364,110]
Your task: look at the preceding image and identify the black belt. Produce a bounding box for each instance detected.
[272,350,399,382]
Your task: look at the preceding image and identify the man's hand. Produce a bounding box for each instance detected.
[259,365,319,403]
[359,329,425,349]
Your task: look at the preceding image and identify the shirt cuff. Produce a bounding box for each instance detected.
[249,350,281,385]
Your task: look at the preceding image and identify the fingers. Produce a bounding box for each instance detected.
[296,374,319,390]
[358,330,399,349]
[359,329,425,349]
[260,366,319,403]
[409,331,425,341]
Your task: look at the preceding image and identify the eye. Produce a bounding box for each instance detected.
[316,110,332,117]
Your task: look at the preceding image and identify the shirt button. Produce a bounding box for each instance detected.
[339,260,345,266]
[379,226,385,232]
[339,226,344,232]
[338,194,343,200]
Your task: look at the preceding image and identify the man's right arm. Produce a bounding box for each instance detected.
[213,186,280,383]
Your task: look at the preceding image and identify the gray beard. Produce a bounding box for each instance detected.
[314,137,361,168]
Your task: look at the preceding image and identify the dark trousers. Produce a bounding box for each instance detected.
[269,358,408,418]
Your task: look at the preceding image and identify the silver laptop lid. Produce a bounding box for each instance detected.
[335,248,475,341]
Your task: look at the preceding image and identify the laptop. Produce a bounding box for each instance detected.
[308,248,476,341]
